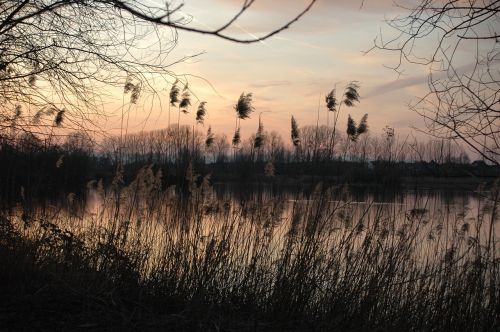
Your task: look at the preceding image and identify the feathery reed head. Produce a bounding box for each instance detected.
[347,113,369,142]
[254,117,265,149]
[357,113,368,135]
[55,109,65,126]
[232,127,241,146]
[130,84,141,104]
[235,92,254,119]
[205,126,214,148]
[124,75,134,94]
[124,75,141,104]
[343,81,360,107]
[169,79,180,106]
[196,101,207,124]
[347,114,357,141]
[291,115,300,147]
[325,89,337,112]
[179,85,191,113]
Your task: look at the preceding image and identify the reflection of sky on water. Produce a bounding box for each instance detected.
[85,184,499,257]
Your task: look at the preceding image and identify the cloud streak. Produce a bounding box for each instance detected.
[249,80,292,88]
[364,62,479,98]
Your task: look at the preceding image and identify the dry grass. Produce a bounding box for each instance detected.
[0,168,498,331]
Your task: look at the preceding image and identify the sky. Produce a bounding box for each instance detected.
[103,0,460,144]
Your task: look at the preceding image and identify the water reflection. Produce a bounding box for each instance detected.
[83,183,499,260]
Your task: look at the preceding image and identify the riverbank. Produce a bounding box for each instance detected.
[1,179,498,331]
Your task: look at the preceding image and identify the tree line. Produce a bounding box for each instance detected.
[1,118,490,206]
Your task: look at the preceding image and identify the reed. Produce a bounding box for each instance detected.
[0,169,498,330]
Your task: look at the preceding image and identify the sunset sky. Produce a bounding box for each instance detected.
[104,0,469,144]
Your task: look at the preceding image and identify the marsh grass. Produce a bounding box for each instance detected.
[0,168,499,330]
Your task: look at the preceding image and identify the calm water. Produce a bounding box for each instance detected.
[83,183,499,256]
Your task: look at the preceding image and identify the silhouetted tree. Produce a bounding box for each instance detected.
[0,0,316,136]
[375,0,499,164]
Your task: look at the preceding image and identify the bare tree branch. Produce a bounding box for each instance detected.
[373,0,500,164]
[0,0,316,139]
[110,0,317,44]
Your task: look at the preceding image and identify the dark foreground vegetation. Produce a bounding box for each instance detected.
[1,0,498,330]
[0,123,498,331]
[1,163,499,331]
